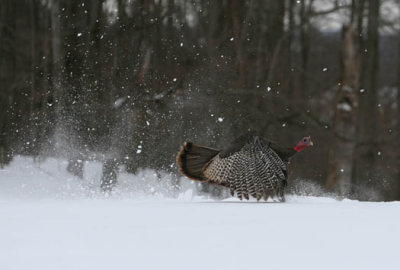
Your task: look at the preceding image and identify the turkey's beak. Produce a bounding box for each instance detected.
[309,141,314,146]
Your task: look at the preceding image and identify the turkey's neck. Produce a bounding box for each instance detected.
[269,143,297,161]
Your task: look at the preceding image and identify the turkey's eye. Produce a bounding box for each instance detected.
[303,139,307,142]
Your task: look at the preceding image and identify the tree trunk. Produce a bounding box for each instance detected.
[326,23,360,195]
[299,0,311,103]
[101,158,119,192]
[356,0,366,50]
[0,0,17,166]
[67,154,84,179]
[230,0,246,87]
[352,0,381,199]
[29,0,40,156]
[397,30,400,199]
[286,0,295,97]
[50,0,63,126]
[265,0,285,86]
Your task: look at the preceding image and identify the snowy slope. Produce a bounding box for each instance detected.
[0,157,399,270]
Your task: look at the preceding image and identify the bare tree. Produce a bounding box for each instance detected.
[326,23,360,195]
[0,0,16,166]
[352,0,381,199]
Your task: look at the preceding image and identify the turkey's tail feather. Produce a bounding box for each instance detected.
[176,142,219,181]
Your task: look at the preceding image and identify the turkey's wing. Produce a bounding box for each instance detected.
[203,142,287,200]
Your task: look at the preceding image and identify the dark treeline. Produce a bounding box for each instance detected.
[0,0,399,200]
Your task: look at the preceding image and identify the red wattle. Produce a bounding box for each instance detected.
[294,145,304,152]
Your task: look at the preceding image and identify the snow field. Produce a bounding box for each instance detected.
[0,156,399,270]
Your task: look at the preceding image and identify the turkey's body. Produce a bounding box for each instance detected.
[177,133,297,201]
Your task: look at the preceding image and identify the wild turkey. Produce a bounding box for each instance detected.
[176,132,313,201]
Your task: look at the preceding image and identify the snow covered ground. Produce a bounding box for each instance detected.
[1,156,399,270]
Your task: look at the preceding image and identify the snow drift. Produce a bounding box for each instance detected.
[0,156,399,270]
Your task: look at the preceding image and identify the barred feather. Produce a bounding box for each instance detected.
[203,136,288,201]
[177,133,298,202]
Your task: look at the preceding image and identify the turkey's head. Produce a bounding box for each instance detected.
[294,136,313,152]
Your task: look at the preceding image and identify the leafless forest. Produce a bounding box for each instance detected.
[0,0,399,200]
